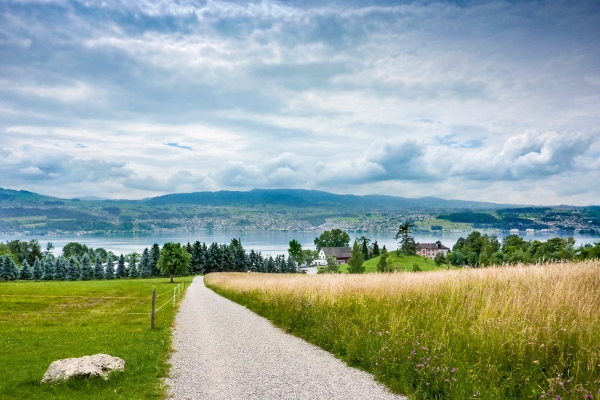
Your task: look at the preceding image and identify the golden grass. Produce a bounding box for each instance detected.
[206,262,600,399]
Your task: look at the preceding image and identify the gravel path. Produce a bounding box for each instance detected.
[165,276,406,400]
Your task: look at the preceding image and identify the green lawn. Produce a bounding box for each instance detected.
[0,277,192,399]
[413,218,472,231]
[344,251,445,273]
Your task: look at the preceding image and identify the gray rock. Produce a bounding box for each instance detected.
[41,354,125,383]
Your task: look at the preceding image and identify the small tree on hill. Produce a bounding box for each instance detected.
[372,241,380,257]
[93,254,104,280]
[105,255,115,279]
[80,253,92,280]
[19,260,33,280]
[32,258,43,280]
[434,252,446,267]
[395,223,417,255]
[116,254,126,278]
[377,248,392,273]
[157,242,191,283]
[325,256,340,273]
[347,240,365,274]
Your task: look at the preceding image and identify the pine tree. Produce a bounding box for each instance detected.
[140,248,152,278]
[286,256,297,273]
[19,260,33,280]
[67,257,79,280]
[347,240,365,274]
[116,254,126,278]
[0,256,6,280]
[105,255,115,279]
[94,254,105,279]
[265,256,276,273]
[277,255,285,273]
[43,256,54,280]
[128,255,139,278]
[8,258,19,280]
[80,253,92,280]
[54,257,67,280]
[256,252,266,273]
[150,244,161,276]
[377,248,391,273]
[32,258,43,280]
[372,241,380,257]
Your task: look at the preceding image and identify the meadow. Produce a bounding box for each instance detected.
[0,277,192,399]
[360,252,441,272]
[206,263,600,399]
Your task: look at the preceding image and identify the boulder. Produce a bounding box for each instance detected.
[41,354,125,383]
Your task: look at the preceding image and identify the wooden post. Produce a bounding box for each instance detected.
[173,287,176,307]
[150,289,156,330]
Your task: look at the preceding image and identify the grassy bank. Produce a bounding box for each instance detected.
[360,252,441,272]
[0,277,192,399]
[206,263,600,399]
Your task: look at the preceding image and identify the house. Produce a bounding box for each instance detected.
[416,241,449,259]
[318,247,352,264]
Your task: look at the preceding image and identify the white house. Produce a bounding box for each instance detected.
[318,247,352,264]
[415,241,450,259]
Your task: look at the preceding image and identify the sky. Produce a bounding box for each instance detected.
[1,0,599,205]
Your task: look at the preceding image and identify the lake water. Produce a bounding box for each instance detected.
[1,230,598,257]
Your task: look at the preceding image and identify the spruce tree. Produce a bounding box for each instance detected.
[105,255,115,279]
[128,256,139,278]
[256,252,266,273]
[19,260,33,280]
[93,254,104,279]
[67,257,79,280]
[347,240,365,274]
[80,253,92,280]
[286,256,297,273]
[8,258,19,280]
[277,255,285,273]
[54,257,67,280]
[150,244,161,276]
[265,256,276,273]
[43,256,54,280]
[372,241,380,257]
[116,254,126,278]
[140,248,151,278]
[33,258,43,280]
[0,256,5,280]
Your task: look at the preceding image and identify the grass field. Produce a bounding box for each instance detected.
[206,263,600,399]
[413,218,473,231]
[0,277,192,399]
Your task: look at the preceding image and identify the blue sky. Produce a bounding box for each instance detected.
[1,0,599,205]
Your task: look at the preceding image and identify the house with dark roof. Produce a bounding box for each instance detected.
[318,247,352,264]
[416,241,450,259]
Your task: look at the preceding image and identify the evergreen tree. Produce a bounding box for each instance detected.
[377,248,392,273]
[116,254,126,278]
[19,260,33,280]
[8,258,19,280]
[189,241,205,275]
[248,250,259,272]
[94,254,105,279]
[206,243,221,273]
[222,245,235,272]
[140,248,152,278]
[372,241,380,257]
[395,223,417,255]
[54,256,67,280]
[359,236,371,260]
[43,256,54,280]
[265,256,276,273]
[32,258,43,280]
[277,255,286,273]
[0,256,5,280]
[347,240,365,274]
[67,256,79,280]
[105,255,115,279]
[80,253,92,280]
[285,256,297,273]
[128,255,139,278]
[233,243,249,272]
[150,244,161,276]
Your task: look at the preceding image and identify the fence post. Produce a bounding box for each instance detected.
[150,289,156,330]
[173,287,176,307]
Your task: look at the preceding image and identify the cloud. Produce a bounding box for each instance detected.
[165,142,192,151]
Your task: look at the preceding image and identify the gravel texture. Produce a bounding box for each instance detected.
[165,276,406,400]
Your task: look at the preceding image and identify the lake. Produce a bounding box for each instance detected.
[1,230,598,257]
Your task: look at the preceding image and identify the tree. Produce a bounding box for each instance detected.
[32,258,43,280]
[314,229,351,251]
[43,256,54,280]
[105,255,115,279]
[302,250,317,266]
[347,240,365,274]
[63,242,90,260]
[67,257,79,280]
[54,257,67,281]
[157,242,191,283]
[288,240,304,264]
[19,260,33,280]
[285,256,297,273]
[377,248,392,273]
[80,254,92,280]
[116,254,126,278]
[0,256,5,280]
[128,254,139,278]
[150,244,161,276]
[372,241,380,257]
[140,248,152,278]
[44,242,55,257]
[434,251,446,267]
[94,254,104,279]
[325,256,340,273]
[359,236,371,260]
[395,223,416,255]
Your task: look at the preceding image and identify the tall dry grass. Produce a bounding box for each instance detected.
[206,262,600,399]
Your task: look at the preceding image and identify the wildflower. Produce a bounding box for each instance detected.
[451,368,457,373]
[567,380,571,384]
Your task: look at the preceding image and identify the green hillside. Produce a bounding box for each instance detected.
[359,251,445,272]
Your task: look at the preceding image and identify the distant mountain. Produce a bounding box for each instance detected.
[146,189,511,210]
